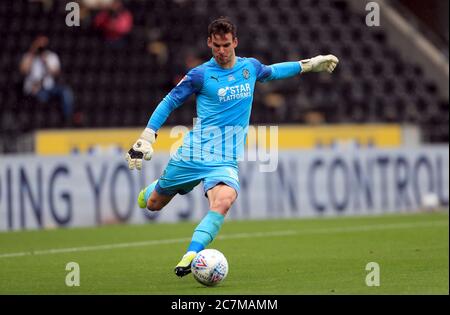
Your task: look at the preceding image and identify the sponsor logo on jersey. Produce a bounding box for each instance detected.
[217,83,251,102]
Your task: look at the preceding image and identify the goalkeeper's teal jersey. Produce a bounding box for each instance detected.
[147,57,301,164]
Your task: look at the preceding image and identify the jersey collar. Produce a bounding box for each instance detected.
[210,56,240,70]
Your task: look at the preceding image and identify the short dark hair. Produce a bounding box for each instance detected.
[208,17,237,39]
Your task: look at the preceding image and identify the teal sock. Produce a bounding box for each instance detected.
[144,180,158,202]
[187,211,225,253]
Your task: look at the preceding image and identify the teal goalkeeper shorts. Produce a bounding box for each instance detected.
[154,157,240,197]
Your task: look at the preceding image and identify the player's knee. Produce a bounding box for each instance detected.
[210,197,234,213]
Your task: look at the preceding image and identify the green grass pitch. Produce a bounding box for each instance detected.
[0,211,448,294]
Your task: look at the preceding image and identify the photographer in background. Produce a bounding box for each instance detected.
[19,35,75,124]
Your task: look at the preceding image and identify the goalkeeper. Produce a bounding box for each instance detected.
[126,17,339,277]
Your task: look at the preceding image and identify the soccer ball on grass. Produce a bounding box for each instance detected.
[191,249,228,286]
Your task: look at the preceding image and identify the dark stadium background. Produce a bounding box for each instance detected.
[0,0,448,153]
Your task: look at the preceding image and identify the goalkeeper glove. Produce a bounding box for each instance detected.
[126,128,156,170]
[300,55,339,73]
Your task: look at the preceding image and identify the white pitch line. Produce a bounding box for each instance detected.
[0,230,296,259]
[0,220,447,259]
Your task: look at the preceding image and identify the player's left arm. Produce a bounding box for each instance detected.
[251,55,339,82]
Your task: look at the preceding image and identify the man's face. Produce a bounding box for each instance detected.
[207,33,238,67]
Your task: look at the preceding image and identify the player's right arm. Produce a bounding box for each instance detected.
[126,67,204,170]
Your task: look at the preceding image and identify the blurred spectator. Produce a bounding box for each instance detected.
[79,0,115,26]
[93,0,133,46]
[83,0,114,9]
[304,111,325,125]
[19,35,75,123]
[263,92,287,122]
[147,41,169,66]
[172,51,202,85]
[29,0,54,12]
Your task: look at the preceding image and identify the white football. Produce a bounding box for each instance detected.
[191,249,229,286]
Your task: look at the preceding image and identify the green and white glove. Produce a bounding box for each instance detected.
[126,128,156,170]
[300,55,339,73]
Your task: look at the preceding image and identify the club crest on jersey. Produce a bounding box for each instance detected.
[242,68,250,79]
